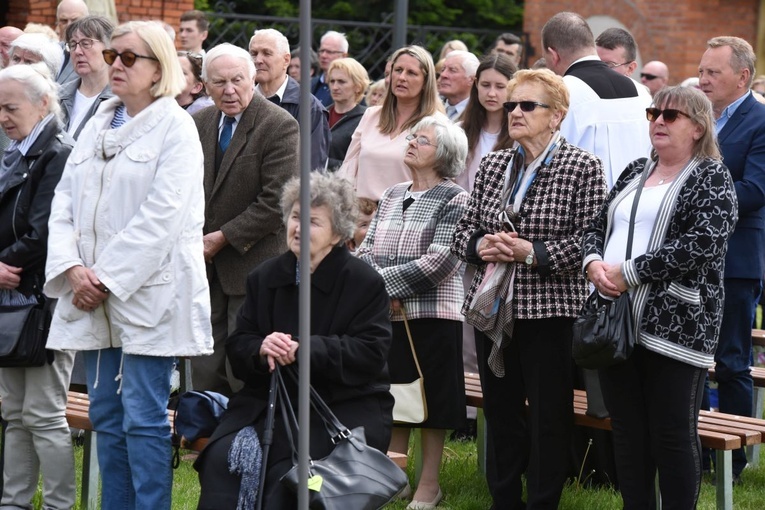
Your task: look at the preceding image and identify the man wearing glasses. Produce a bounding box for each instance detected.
[310,30,348,107]
[595,27,638,78]
[640,60,669,96]
[542,12,651,188]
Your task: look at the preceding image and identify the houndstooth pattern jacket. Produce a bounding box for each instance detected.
[582,157,738,368]
[451,140,608,320]
[357,180,468,322]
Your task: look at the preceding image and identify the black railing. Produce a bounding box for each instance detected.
[206,2,526,80]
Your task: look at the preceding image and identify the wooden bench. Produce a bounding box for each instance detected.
[464,372,765,510]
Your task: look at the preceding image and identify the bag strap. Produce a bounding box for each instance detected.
[282,365,351,443]
[625,164,650,260]
[401,307,424,382]
[275,367,301,463]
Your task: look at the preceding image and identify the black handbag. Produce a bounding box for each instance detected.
[573,166,646,370]
[0,294,51,367]
[276,366,408,510]
[173,390,229,442]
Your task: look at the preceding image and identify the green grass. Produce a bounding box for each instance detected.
[21,431,765,509]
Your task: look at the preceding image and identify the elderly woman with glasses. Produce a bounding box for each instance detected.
[44,21,212,510]
[357,115,468,509]
[451,69,607,509]
[59,15,114,139]
[582,86,737,508]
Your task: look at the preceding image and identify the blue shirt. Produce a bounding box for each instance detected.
[715,91,750,134]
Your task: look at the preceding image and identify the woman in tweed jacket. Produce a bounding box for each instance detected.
[582,87,737,508]
[357,115,468,508]
[451,69,607,509]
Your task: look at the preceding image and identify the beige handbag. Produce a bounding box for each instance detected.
[390,309,428,424]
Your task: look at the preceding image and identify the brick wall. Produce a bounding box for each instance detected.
[524,0,760,85]
[7,0,194,33]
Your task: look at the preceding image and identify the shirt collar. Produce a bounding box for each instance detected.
[255,74,289,101]
[445,96,470,114]
[218,111,243,131]
[718,90,750,122]
[564,54,600,74]
[10,114,55,156]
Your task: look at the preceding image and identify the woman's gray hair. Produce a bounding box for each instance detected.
[65,15,115,46]
[280,173,358,243]
[0,64,61,119]
[410,115,468,178]
[9,33,63,79]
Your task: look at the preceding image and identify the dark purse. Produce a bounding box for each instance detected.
[573,168,646,371]
[276,366,408,510]
[173,390,229,442]
[0,294,51,367]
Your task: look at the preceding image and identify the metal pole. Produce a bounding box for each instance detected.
[297,0,312,509]
[392,0,409,51]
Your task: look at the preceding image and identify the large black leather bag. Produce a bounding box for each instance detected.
[277,366,408,510]
[0,296,51,367]
[572,291,634,369]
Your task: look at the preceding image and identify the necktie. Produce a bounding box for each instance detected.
[446,105,458,120]
[267,95,281,106]
[219,116,235,153]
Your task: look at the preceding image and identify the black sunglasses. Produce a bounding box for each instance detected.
[641,73,660,81]
[645,107,691,123]
[103,49,159,67]
[503,101,550,113]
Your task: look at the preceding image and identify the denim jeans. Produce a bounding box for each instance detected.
[84,348,174,510]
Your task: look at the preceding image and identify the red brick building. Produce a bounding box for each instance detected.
[523,0,765,85]
[4,0,194,34]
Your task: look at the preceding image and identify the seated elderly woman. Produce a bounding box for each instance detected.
[196,173,394,509]
[0,64,75,510]
[357,115,468,509]
[583,86,737,508]
[451,69,607,509]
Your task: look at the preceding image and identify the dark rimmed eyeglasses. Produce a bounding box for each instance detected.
[645,107,691,123]
[503,101,550,113]
[67,38,99,52]
[641,73,660,81]
[102,49,159,67]
[406,134,437,147]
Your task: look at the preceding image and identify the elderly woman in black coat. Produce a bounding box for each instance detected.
[196,173,394,509]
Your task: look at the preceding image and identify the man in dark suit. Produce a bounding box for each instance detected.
[192,43,299,395]
[699,35,765,479]
[249,28,330,171]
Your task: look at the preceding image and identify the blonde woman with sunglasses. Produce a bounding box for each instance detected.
[582,86,737,508]
[45,21,212,510]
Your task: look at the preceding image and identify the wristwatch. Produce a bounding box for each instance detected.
[525,246,535,266]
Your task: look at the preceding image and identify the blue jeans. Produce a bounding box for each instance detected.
[711,278,761,474]
[84,348,174,510]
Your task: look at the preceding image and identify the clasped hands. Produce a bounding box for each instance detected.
[586,261,627,298]
[65,266,109,311]
[260,332,299,372]
[478,231,533,264]
[0,262,22,290]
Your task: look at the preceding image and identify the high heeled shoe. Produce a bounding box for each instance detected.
[406,487,443,510]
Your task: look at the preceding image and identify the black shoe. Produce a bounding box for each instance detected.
[449,419,477,442]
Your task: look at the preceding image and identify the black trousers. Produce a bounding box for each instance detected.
[599,345,706,510]
[475,318,574,510]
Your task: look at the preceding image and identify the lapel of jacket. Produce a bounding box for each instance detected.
[717,93,754,145]
[211,96,260,197]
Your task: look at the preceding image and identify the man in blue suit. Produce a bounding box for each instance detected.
[699,35,765,479]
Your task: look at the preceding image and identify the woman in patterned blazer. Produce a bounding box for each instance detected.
[357,115,468,509]
[582,86,737,508]
[451,69,607,509]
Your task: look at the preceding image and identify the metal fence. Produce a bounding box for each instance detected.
[206,1,526,80]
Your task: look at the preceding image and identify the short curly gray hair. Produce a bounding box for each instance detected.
[280,173,358,243]
[410,115,468,178]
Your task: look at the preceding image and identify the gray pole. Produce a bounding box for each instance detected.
[298,0,312,509]
[392,0,409,50]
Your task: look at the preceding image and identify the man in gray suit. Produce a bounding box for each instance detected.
[192,43,300,395]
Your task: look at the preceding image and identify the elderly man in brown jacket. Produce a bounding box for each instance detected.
[192,43,299,395]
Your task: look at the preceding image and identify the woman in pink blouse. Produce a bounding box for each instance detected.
[339,45,444,202]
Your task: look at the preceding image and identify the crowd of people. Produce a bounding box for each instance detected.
[0,2,764,509]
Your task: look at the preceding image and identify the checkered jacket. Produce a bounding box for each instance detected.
[357,180,468,322]
[451,140,607,319]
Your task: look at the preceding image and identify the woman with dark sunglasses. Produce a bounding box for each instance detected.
[582,86,737,508]
[451,69,607,509]
[44,21,212,510]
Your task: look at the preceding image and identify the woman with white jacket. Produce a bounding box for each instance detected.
[44,21,212,510]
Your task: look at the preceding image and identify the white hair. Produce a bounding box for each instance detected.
[202,43,256,81]
[445,50,479,78]
[251,28,290,56]
[10,33,64,79]
[0,63,62,120]
[321,30,348,53]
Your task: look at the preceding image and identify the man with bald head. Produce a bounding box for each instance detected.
[249,29,329,170]
[55,0,89,84]
[640,60,669,96]
[0,26,23,69]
